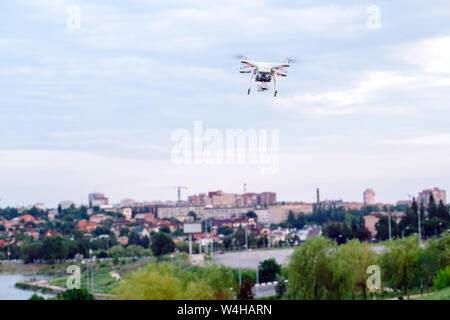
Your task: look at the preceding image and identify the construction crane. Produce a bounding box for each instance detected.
[149,186,188,203]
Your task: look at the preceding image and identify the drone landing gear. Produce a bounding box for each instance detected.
[248,69,255,95]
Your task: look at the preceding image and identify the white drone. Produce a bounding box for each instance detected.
[239,56,293,97]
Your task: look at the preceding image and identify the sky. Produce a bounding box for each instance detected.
[1,0,450,208]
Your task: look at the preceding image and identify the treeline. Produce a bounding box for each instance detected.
[285,233,450,299]
[375,196,450,241]
[0,230,177,263]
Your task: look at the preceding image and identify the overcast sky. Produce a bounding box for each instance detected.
[1,0,450,207]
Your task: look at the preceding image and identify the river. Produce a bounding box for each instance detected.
[0,274,56,300]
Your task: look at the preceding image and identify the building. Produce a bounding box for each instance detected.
[59,200,75,210]
[157,205,205,220]
[88,193,109,207]
[364,211,406,238]
[188,193,208,206]
[363,189,376,205]
[255,209,270,225]
[267,203,314,224]
[396,200,412,206]
[209,190,236,207]
[48,209,58,222]
[89,214,110,224]
[258,192,276,206]
[77,220,98,232]
[418,188,446,206]
[120,199,136,207]
[122,208,133,220]
[33,203,46,211]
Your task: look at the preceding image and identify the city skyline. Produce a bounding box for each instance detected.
[2,186,447,210]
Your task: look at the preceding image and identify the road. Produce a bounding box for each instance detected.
[214,245,390,269]
[214,248,294,269]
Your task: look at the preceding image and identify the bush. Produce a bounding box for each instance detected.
[432,266,450,291]
[151,233,175,257]
[57,289,95,300]
[29,294,45,300]
[258,259,281,283]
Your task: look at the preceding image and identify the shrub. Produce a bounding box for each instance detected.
[432,266,450,291]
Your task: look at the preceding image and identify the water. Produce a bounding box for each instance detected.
[0,274,56,300]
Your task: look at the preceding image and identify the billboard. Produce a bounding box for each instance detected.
[183,223,202,234]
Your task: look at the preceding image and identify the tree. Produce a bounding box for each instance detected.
[340,239,376,299]
[58,288,95,300]
[258,259,281,283]
[160,226,171,234]
[151,232,175,257]
[187,211,197,221]
[109,245,125,258]
[275,275,287,298]
[217,226,233,236]
[21,243,42,264]
[41,235,69,262]
[286,237,350,300]
[114,263,232,300]
[413,247,438,294]
[246,211,257,220]
[432,266,450,291]
[379,236,420,296]
[376,216,400,241]
[125,245,144,257]
[237,277,254,300]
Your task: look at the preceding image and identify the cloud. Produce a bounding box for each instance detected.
[383,133,450,146]
[400,36,450,73]
[274,71,422,116]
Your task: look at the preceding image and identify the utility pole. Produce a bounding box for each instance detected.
[418,206,422,245]
[245,220,248,251]
[238,251,242,286]
[388,211,392,240]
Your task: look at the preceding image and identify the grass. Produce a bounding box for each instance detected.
[49,257,157,294]
[0,261,73,275]
[416,287,450,300]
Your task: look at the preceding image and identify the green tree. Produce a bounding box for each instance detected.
[432,266,450,291]
[58,288,95,300]
[217,226,233,236]
[340,239,376,299]
[413,247,439,294]
[114,263,230,300]
[379,236,420,296]
[125,245,144,257]
[151,232,175,257]
[258,259,281,283]
[109,245,125,258]
[286,237,350,300]
[41,235,69,262]
[21,243,42,264]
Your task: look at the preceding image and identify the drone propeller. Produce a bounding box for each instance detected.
[286,57,297,64]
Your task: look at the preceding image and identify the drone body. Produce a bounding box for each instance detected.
[239,56,291,97]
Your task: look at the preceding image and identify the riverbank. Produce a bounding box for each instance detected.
[0,261,72,275]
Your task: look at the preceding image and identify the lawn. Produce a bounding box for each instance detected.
[416,287,450,300]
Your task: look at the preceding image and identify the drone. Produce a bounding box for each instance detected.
[238,56,293,97]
